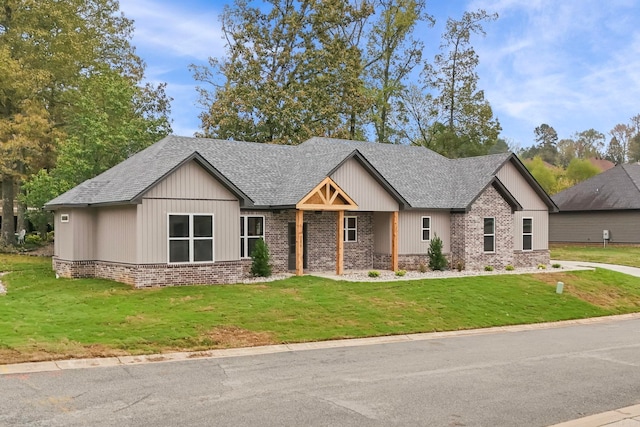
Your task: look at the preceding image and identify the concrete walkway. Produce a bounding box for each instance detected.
[553,260,640,278]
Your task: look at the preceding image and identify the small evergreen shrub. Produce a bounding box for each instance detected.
[484,265,494,271]
[505,265,514,271]
[368,270,380,278]
[427,235,447,271]
[395,269,406,277]
[552,263,561,269]
[250,239,272,277]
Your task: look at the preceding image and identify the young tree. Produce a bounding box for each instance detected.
[427,235,447,271]
[250,239,272,277]
[423,9,500,157]
[565,158,600,186]
[610,123,634,163]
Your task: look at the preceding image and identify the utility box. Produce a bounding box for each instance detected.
[603,230,610,240]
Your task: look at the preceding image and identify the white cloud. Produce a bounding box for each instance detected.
[119,0,225,61]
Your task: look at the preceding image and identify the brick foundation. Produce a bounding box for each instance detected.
[53,257,244,288]
[513,250,550,267]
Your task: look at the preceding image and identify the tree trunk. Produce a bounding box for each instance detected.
[17,179,27,233]
[1,176,15,246]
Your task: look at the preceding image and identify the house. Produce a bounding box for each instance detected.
[550,163,640,244]
[45,136,557,287]
[588,157,615,172]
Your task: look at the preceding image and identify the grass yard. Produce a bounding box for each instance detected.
[1,254,640,364]
[551,244,640,268]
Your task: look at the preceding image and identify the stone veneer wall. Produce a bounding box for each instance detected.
[513,249,549,267]
[243,209,374,273]
[53,258,244,288]
[450,185,515,270]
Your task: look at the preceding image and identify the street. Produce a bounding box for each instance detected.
[1,318,639,426]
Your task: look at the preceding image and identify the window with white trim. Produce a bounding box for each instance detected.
[421,216,431,241]
[240,215,265,258]
[344,216,357,242]
[60,214,70,223]
[522,218,533,251]
[483,217,495,253]
[168,214,213,263]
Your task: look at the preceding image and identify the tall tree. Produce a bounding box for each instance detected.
[605,136,625,164]
[1,0,171,243]
[422,9,500,157]
[365,0,432,144]
[610,123,634,163]
[573,129,605,159]
[533,124,558,165]
[192,0,372,145]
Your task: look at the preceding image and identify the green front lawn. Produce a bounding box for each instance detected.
[1,254,640,364]
[551,244,640,268]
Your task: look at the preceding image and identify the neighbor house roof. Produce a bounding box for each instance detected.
[552,163,640,211]
[46,135,553,211]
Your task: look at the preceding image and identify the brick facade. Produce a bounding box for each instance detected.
[450,185,515,270]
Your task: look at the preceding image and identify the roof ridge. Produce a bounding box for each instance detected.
[620,164,640,193]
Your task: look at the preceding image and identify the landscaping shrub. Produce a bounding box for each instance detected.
[428,235,447,271]
[537,263,547,270]
[505,265,514,271]
[484,265,494,271]
[250,238,272,277]
[368,270,380,278]
[552,263,561,269]
[418,263,427,273]
[25,234,43,245]
[395,269,406,277]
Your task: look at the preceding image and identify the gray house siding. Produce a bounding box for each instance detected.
[330,157,399,212]
[549,211,640,243]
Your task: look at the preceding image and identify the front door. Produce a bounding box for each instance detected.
[288,222,308,270]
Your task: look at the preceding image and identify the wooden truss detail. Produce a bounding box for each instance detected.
[296,177,358,211]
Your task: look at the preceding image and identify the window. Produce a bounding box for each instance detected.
[60,214,70,223]
[522,218,533,251]
[168,214,213,263]
[483,217,495,253]
[421,216,431,241]
[240,216,265,258]
[344,216,357,242]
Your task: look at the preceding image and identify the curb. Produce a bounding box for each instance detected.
[2,312,640,376]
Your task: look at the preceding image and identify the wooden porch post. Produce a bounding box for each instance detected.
[336,210,344,275]
[296,209,304,276]
[391,211,398,271]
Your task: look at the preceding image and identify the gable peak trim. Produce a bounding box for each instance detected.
[296,176,358,211]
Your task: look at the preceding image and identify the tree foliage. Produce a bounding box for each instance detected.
[1,0,172,243]
[421,9,500,157]
[427,234,447,271]
[250,238,272,277]
[565,158,600,186]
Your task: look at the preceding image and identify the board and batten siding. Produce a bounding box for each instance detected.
[54,209,95,261]
[137,160,240,264]
[496,160,550,251]
[514,211,548,250]
[399,211,450,254]
[331,157,399,212]
[373,212,391,253]
[95,206,137,263]
[549,211,640,243]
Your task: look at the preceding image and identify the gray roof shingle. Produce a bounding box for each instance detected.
[552,163,640,211]
[45,135,528,210]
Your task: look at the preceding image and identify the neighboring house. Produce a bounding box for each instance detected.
[588,157,615,172]
[550,163,640,244]
[45,136,557,287]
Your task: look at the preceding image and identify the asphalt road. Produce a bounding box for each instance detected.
[2,318,640,427]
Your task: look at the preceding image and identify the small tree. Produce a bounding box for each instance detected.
[427,235,447,271]
[250,238,272,277]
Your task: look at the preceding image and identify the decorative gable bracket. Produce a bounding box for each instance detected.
[296,177,358,211]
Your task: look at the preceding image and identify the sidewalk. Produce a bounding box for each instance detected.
[553,260,640,278]
[547,404,640,427]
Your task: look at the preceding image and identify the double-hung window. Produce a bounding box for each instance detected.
[240,216,265,258]
[522,218,533,251]
[168,214,213,263]
[483,217,495,253]
[344,216,357,242]
[421,216,431,241]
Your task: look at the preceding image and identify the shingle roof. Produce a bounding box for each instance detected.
[552,164,640,211]
[45,135,532,211]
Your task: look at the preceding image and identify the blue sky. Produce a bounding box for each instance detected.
[118,0,640,149]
